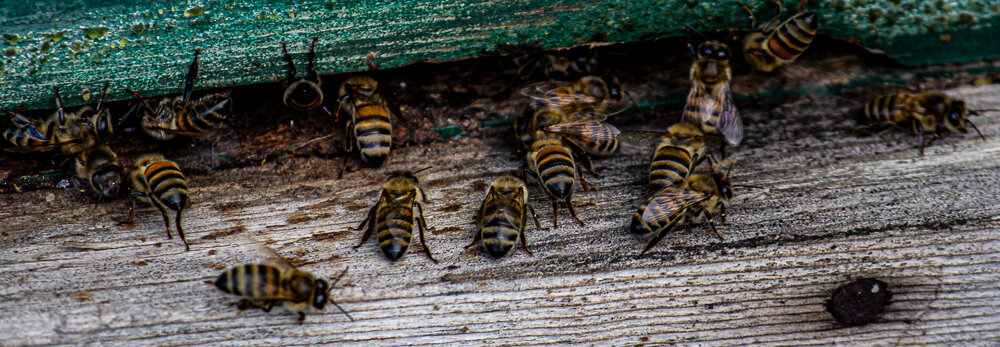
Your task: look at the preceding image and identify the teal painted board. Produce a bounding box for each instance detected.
[0,0,998,111]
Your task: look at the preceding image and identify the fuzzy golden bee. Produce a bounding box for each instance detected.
[467,175,547,258]
[619,122,711,191]
[631,165,734,257]
[856,92,985,155]
[522,75,630,117]
[739,0,819,72]
[215,245,351,322]
[336,76,397,177]
[126,154,192,250]
[681,39,742,155]
[3,84,113,155]
[281,38,332,116]
[352,169,436,262]
[124,49,232,141]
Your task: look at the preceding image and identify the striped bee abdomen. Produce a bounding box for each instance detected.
[630,195,687,234]
[215,264,283,298]
[534,143,576,200]
[862,93,911,125]
[144,160,190,212]
[354,102,392,167]
[481,202,524,257]
[179,95,230,133]
[768,13,818,61]
[375,206,414,260]
[649,145,694,190]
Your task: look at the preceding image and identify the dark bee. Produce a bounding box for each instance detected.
[519,109,595,228]
[619,122,710,190]
[631,165,734,257]
[72,144,122,201]
[739,0,819,72]
[352,169,436,262]
[856,92,985,155]
[124,49,232,141]
[126,154,192,250]
[466,175,547,258]
[3,84,113,155]
[336,76,395,177]
[215,245,351,322]
[282,38,332,116]
[681,40,742,155]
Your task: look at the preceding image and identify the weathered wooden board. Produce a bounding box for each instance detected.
[2,0,999,110]
[1,79,1000,345]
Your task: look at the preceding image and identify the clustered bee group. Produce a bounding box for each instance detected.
[3,0,981,324]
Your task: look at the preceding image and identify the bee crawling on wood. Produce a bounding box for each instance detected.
[631,160,734,257]
[854,91,987,155]
[466,175,547,258]
[123,49,233,141]
[681,33,742,158]
[281,37,333,116]
[352,168,437,262]
[619,122,712,191]
[3,84,113,155]
[126,154,192,250]
[738,0,819,72]
[336,76,399,178]
[215,243,352,322]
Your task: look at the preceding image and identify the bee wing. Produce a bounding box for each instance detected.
[238,237,298,272]
[543,119,620,141]
[617,130,669,149]
[680,84,719,125]
[522,81,598,108]
[641,187,711,225]
[714,83,743,146]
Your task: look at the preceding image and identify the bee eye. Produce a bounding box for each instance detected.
[717,50,728,59]
[702,48,713,56]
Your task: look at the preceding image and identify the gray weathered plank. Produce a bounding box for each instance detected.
[1,82,1000,345]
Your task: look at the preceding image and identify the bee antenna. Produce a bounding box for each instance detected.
[413,166,433,175]
[726,164,733,177]
[733,184,763,189]
[683,25,708,40]
[328,267,354,321]
[967,120,985,141]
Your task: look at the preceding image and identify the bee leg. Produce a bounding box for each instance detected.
[578,153,600,178]
[281,41,297,81]
[415,202,438,263]
[339,123,355,179]
[126,191,143,224]
[182,49,200,104]
[53,86,67,125]
[526,204,549,231]
[720,142,728,161]
[463,230,482,251]
[235,299,253,311]
[307,37,320,83]
[550,200,560,228]
[160,211,173,240]
[518,221,534,256]
[175,211,190,251]
[261,300,276,312]
[738,2,756,31]
[701,209,725,241]
[297,311,306,323]
[566,197,585,226]
[351,205,377,248]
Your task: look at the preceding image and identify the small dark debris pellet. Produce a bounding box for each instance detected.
[826,278,892,326]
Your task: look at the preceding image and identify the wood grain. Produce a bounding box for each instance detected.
[2,84,1000,345]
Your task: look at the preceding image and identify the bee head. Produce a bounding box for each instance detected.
[312,279,329,310]
[945,100,969,132]
[93,164,123,199]
[492,175,525,197]
[697,41,731,61]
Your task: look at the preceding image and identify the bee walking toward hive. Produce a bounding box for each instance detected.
[739,0,819,72]
[126,154,192,250]
[281,38,333,116]
[619,122,711,191]
[631,163,734,257]
[352,169,436,262]
[124,49,232,141]
[3,84,113,155]
[467,175,547,258]
[855,92,986,155]
[215,244,352,322]
[336,76,397,177]
[681,38,742,157]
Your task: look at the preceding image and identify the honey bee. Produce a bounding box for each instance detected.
[631,164,733,257]
[521,112,593,228]
[352,169,436,262]
[3,84,113,154]
[282,38,333,116]
[215,244,352,322]
[466,175,547,258]
[71,144,122,201]
[681,40,742,155]
[619,122,711,190]
[856,92,985,155]
[514,52,597,81]
[739,0,819,72]
[124,49,232,141]
[336,76,396,177]
[126,154,192,250]
[522,75,630,116]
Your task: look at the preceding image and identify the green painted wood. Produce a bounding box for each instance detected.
[1,0,998,111]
